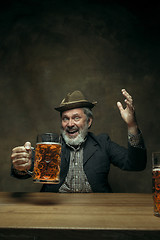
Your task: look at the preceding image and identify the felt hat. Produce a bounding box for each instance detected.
[55,90,97,112]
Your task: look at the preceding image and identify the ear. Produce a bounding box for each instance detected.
[88,118,93,129]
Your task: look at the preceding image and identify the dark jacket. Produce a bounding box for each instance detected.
[41,132,147,192]
[11,132,147,192]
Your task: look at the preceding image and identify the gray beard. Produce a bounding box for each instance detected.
[61,122,88,146]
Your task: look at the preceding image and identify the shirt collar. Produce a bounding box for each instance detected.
[66,137,87,151]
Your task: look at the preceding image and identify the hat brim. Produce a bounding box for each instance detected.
[55,101,96,112]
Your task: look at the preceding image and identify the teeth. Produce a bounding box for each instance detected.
[67,130,77,134]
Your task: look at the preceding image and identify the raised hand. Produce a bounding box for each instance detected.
[117,89,138,135]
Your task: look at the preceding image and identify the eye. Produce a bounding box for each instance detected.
[74,116,80,121]
[62,117,69,122]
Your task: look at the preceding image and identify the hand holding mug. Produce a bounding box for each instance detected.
[11,142,32,172]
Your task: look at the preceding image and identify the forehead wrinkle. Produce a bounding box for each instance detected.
[62,109,86,118]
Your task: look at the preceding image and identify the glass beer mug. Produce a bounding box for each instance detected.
[152,152,160,217]
[29,133,61,184]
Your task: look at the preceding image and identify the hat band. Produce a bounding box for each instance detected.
[60,99,90,106]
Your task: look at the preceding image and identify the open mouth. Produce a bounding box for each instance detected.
[66,128,79,137]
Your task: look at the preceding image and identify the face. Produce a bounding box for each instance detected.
[61,108,92,145]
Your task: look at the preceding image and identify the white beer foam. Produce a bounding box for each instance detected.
[36,142,61,145]
[153,168,160,171]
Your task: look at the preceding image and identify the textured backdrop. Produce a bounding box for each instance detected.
[1,0,160,192]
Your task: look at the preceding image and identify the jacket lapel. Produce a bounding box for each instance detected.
[61,133,98,166]
[83,134,98,165]
[60,141,70,182]
[61,141,70,164]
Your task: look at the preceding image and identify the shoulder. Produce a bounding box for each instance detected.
[87,132,111,145]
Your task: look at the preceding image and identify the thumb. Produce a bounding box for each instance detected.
[117,101,124,112]
[24,141,31,151]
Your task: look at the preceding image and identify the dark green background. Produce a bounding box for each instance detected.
[1,0,160,192]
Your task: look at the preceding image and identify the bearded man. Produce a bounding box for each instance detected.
[11,89,147,193]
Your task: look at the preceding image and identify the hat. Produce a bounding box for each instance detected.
[55,90,97,112]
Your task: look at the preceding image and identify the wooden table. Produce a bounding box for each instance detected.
[0,192,159,240]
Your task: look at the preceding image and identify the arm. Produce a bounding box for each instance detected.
[117,89,138,135]
[108,89,147,170]
[108,138,147,171]
[117,89,145,148]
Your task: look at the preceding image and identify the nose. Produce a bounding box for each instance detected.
[67,119,74,127]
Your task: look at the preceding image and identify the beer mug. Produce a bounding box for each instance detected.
[152,152,160,217]
[30,133,61,184]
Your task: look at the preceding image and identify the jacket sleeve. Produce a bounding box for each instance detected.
[106,135,147,171]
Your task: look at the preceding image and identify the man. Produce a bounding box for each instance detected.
[11,89,147,192]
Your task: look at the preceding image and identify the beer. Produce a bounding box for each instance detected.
[152,168,160,216]
[34,142,61,184]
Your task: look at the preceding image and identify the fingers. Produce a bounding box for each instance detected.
[121,89,134,110]
[12,159,31,171]
[11,142,32,171]
[121,89,133,102]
